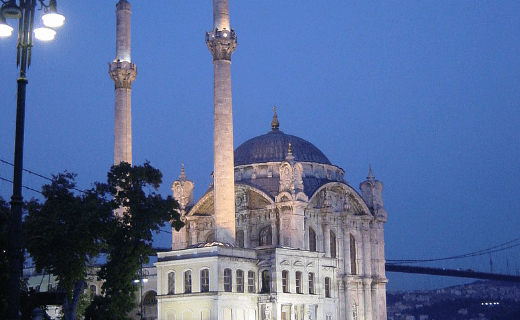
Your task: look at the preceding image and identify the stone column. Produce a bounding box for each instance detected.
[206,0,237,244]
[110,0,136,166]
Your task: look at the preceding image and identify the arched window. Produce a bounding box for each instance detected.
[236,230,244,248]
[168,272,175,295]
[295,271,303,294]
[260,270,270,293]
[143,291,157,306]
[309,228,317,252]
[324,277,331,298]
[89,284,96,298]
[350,234,357,275]
[282,270,289,293]
[308,272,315,294]
[184,270,192,294]
[247,271,255,293]
[205,232,214,243]
[143,291,158,319]
[330,231,337,258]
[259,226,272,246]
[236,269,244,293]
[200,269,210,292]
[224,268,232,292]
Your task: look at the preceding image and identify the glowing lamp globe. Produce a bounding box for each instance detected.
[42,12,65,28]
[0,22,14,38]
[34,27,56,41]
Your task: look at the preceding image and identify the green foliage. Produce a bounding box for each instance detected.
[86,162,183,320]
[24,173,113,320]
[22,162,183,320]
[0,197,9,320]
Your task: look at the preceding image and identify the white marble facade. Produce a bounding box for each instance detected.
[156,116,388,320]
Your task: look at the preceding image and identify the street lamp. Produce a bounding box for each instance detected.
[133,255,149,320]
[0,1,65,319]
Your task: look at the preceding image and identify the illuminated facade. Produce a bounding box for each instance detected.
[157,113,389,320]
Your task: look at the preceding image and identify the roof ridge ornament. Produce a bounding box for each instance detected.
[271,106,279,130]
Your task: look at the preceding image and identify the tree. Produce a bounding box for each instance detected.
[24,173,112,320]
[86,162,183,320]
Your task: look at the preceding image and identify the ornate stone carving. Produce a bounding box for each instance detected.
[171,164,194,215]
[109,60,137,89]
[205,28,237,61]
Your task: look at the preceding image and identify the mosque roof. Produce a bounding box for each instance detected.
[234,108,331,166]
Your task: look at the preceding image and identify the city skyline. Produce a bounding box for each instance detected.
[1,1,519,291]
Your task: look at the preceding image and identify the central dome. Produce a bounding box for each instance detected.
[234,111,331,166]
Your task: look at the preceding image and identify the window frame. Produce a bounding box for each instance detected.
[236,269,244,293]
[200,268,210,292]
[224,268,232,292]
[282,270,289,293]
[295,271,303,294]
[324,276,331,298]
[184,270,192,294]
[247,270,255,293]
[167,271,175,295]
[308,272,315,294]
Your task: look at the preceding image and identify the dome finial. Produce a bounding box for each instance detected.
[367,164,375,180]
[288,142,292,154]
[271,106,279,130]
[179,162,187,182]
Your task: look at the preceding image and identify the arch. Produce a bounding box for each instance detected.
[167,271,175,295]
[309,227,317,252]
[89,284,96,298]
[186,183,274,217]
[236,269,244,293]
[143,290,157,306]
[259,225,272,246]
[200,268,210,292]
[260,269,271,293]
[205,232,214,243]
[142,291,157,320]
[224,268,232,292]
[308,272,315,294]
[184,270,192,293]
[324,277,331,298]
[295,271,303,294]
[309,182,372,215]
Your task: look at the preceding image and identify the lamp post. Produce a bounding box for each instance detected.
[133,255,148,320]
[0,1,64,319]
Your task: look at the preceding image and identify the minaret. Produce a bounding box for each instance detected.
[205,0,237,244]
[109,0,137,165]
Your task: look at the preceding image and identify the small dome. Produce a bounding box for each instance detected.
[234,128,331,166]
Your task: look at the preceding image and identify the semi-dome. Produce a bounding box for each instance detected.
[234,109,331,166]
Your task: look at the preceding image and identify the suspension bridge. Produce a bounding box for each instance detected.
[2,157,520,286]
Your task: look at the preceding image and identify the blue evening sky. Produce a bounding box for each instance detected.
[1,1,519,291]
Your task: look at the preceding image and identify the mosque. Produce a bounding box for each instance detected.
[110,1,389,319]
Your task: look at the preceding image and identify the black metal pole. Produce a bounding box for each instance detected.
[7,1,33,318]
[7,74,28,320]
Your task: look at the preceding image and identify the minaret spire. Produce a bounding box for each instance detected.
[109,0,137,165]
[206,0,237,244]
